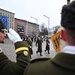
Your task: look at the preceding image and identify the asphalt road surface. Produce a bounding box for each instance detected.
[0,38,66,61]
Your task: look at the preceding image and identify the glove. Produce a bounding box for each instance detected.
[7,28,22,43]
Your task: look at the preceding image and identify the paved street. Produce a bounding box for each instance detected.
[0,38,66,61]
[31,40,57,60]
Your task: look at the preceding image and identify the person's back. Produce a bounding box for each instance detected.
[24,53,75,75]
[23,1,75,75]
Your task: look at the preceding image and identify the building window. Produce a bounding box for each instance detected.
[17,24,24,35]
[0,12,2,15]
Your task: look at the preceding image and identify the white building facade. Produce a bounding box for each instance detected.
[0,8,15,30]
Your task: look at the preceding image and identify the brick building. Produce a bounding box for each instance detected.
[15,18,39,38]
[14,18,26,37]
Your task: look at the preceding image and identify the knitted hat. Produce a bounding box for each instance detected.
[61,1,75,30]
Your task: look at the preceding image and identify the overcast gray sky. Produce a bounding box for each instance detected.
[0,0,73,28]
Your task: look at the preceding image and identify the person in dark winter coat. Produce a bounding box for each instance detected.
[27,36,33,58]
[36,36,42,56]
[0,19,30,75]
[23,1,75,75]
[45,38,50,54]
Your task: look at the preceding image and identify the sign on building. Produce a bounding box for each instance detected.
[0,15,8,29]
[17,24,24,35]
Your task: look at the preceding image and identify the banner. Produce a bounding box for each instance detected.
[50,32,61,52]
[0,15,8,29]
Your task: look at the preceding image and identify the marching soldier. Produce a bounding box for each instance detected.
[36,35,43,56]
[45,38,50,54]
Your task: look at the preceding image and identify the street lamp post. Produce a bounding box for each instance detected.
[43,15,50,37]
[31,16,38,38]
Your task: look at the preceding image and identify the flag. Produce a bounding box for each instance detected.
[50,32,61,52]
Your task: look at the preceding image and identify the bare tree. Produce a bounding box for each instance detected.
[40,23,48,35]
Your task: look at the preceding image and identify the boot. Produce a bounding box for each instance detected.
[44,50,46,52]
[40,52,42,56]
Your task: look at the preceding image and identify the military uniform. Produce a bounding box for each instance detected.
[27,38,33,58]
[0,41,30,75]
[23,52,75,75]
[36,38,42,56]
[45,39,50,54]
